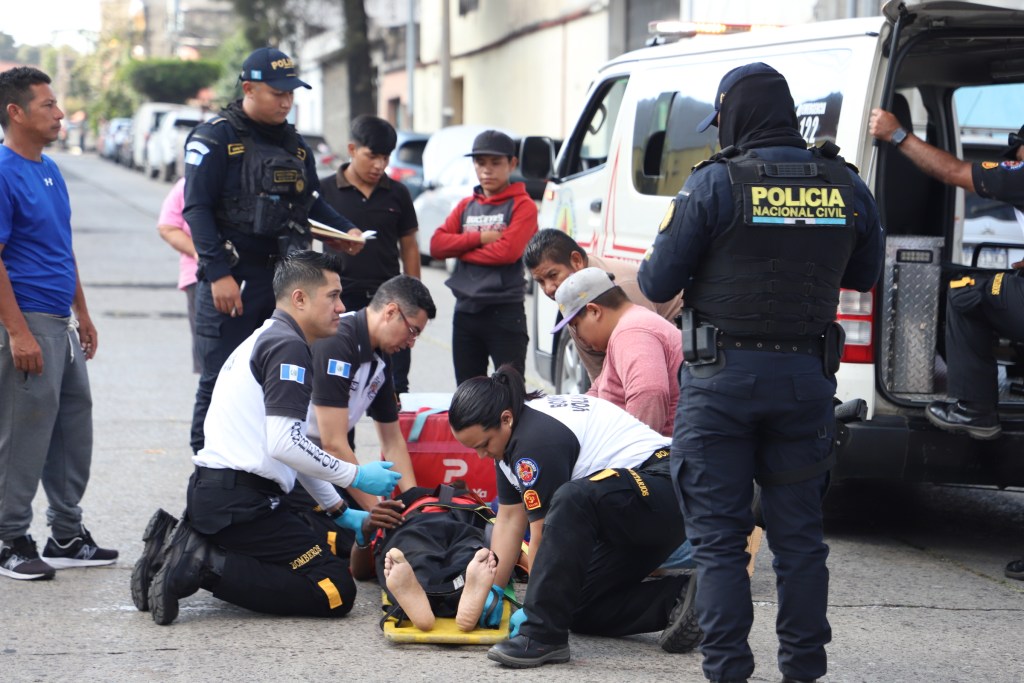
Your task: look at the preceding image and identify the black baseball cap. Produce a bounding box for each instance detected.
[465,130,516,157]
[1001,125,1024,160]
[696,62,783,133]
[239,47,311,91]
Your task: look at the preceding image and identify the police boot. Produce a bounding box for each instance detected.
[660,574,703,653]
[130,508,179,612]
[925,400,1001,440]
[150,521,224,626]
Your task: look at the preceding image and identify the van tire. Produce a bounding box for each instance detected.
[554,332,590,394]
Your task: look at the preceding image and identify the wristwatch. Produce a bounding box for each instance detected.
[890,127,908,147]
[322,501,349,519]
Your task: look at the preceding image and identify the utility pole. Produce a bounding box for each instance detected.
[440,0,452,128]
[406,0,416,130]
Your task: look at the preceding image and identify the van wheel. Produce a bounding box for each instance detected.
[554,332,590,394]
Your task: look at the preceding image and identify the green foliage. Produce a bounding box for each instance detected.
[0,32,15,61]
[210,29,253,106]
[124,59,223,104]
[229,0,297,49]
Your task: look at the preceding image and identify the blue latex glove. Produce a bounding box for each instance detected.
[509,608,527,638]
[352,461,401,496]
[478,584,504,628]
[333,507,369,546]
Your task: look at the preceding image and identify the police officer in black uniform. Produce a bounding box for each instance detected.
[184,47,363,454]
[134,252,403,625]
[871,109,1024,579]
[639,63,884,683]
[871,108,1024,442]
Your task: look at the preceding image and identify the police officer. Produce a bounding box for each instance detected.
[871,109,1024,578]
[448,366,698,669]
[639,63,883,683]
[184,47,363,454]
[133,251,403,625]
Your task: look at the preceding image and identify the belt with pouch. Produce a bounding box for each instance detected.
[194,465,283,494]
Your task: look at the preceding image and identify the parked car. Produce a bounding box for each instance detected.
[115,123,134,167]
[131,102,181,171]
[146,108,205,181]
[99,118,132,160]
[301,133,340,178]
[386,131,430,200]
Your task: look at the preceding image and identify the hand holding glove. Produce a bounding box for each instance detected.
[352,461,401,496]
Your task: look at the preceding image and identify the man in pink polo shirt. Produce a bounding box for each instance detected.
[157,177,200,373]
[552,267,682,436]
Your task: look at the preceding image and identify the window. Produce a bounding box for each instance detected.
[631,49,853,197]
[559,77,629,179]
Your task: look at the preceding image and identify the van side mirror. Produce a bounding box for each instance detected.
[517,136,557,180]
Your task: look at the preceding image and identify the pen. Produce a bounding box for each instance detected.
[231,280,246,317]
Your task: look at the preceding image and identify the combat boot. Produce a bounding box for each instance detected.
[131,508,179,611]
[150,521,224,625]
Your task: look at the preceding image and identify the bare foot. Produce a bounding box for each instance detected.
[456,548,498,631]
[384,548,435,631]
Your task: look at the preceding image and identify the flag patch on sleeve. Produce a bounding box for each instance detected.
[280,364,306,383]
[327,359,352,378]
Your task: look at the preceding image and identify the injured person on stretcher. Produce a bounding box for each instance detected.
[350,484,513,633]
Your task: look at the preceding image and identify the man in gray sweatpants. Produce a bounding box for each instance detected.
[0,66,117,581]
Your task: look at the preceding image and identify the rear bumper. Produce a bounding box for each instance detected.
[836,414,1024,487]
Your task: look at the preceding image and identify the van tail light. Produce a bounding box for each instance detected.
[387,166,416,182]
[837,287,874,363]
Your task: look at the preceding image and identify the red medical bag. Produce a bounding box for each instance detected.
[397,407,498,502]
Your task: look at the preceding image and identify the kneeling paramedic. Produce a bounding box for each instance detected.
[131,251,402,625]
[448,365,699,668]
[638,63,883,682]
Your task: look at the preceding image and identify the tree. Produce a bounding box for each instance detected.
[342,0,375,117]
[124,59,223,103]
[0,32,16,61]
[229,0,298,49]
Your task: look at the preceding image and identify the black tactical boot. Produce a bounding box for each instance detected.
[131,508,178,612]
[150,521,224,625]
[660,574,703,653]
[925,400,1001,440]
[487,634,570,668]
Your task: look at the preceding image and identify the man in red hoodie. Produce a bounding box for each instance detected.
[430,130,537,384]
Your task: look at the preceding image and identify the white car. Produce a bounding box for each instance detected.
[145,107,206,181]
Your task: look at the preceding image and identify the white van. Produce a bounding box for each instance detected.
[522,1,1024,485]
[131,102,182,171]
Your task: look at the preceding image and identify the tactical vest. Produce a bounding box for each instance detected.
[213,108,311,239]
[685,147,858,339]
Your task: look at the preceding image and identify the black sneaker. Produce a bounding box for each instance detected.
[659,574,703,653]
[925,400,1002,440]
[1005,557,1024,581]
[131,509,179,612]
[487,634,570,668]
[0,536,56,581]
[42,526,119,568]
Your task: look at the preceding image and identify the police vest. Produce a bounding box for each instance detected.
[685,147,857,339]
[213,108,311,238]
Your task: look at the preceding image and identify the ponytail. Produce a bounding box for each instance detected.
[448,365,543,431]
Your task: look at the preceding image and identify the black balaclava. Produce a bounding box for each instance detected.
[717,72,806,151]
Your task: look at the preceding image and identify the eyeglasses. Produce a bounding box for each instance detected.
[396,307,422,339]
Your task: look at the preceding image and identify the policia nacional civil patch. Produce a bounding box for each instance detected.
[742,183,854,227]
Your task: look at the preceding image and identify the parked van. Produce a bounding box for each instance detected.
[522,1,1024,486]
[131,102,181,171]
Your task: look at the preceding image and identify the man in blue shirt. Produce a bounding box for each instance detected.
[0,66,117,581]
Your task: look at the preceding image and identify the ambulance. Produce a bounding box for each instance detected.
[522,1,1024,485]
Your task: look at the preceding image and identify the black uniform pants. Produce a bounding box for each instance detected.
[190,263,276,453]
[674,350,834,682]
[946,273,1024,407]
[375,513,487,617]
[186,468,356,617]
[452,302,528,385]
[518,456,687,645]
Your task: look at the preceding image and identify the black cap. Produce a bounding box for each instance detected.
[239,47,311,91]
[1000,125,1024,160]
[465,130,516,157]
[696,62,783,133]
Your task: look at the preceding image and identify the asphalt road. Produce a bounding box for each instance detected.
[1,151,1023,682]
